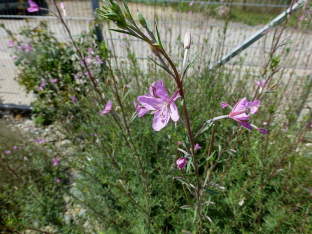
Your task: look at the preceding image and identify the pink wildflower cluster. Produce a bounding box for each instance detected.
[37,81,45,91]
[135,79,180,131]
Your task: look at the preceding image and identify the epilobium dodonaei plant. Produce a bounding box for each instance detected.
[97,0,268,231]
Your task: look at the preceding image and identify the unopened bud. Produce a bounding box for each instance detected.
[184,31,191,49]
[149,45,159,56]
[137,10,147,28]
[116,21,128,30]
[61,2,65,9]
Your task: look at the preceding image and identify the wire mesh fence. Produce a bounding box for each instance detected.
[0,0,311,106]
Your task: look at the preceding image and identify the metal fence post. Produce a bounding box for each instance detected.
[91,0,103,41]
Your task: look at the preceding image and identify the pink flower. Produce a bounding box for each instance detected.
[195,143,202,150]
[50,79,57,83]
[24,156,28,160]
[23,43,33,52]
[88,48,93,53]
[96,23,99,26]
[247,100,260,114]
[30,126,34,130]
[101,100,112,114]
[256,80,266,93]
[38,86,43,91]
[285,126,289,131]
[12,55,17,60]
[71,115,74,118]
[299,15,304,21]
[94,133,97,136]
[38,123,41,126]
[178,141,183,145]
[263,122,267,125]
[96,55,103,64]
[52,158,58,166]
[257,128,267,134]
[61,2,65,9]
[5,151,11,154]
[221,102,229,109]
[229,97,252,130]
[189,11,192,15]
[27,0,39,12]
[36,138,45,144]
[137,79,180,131]
[8,40,14,47]
[176,158,187,170]
[81,57,90,65]
[74,75,78,80]
[56,178,60,183]
[17,46,23,51]
[87,19,90,24]
[201,1,205,6]
[189,0,194,6]
[71,96,76,103]
[13,146,18,150]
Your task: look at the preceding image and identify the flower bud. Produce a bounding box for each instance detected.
[116,21,128,30]
[176,157,187,170]
[61,2,65,9]
[137,10,147,28]
[184,31,191,49]
[149,45,159,56]
[257,128,267,134]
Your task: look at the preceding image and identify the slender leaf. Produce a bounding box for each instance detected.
[155,21,164,50]
[148,56,172,75]
[184,52,200,75]
[129,111,138,124]
[202,187,220,196]
[192,206,197,223]
[121,0,136,26]
[122,89,131,102]
[108,29,140,39]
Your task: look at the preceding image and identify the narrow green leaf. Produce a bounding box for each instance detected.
[121,0,136,26]
[122,89,131,102]
[129,111,138,124]
[192,206,197,223]
[155,21,164,50]
[108,29,140,39]
[148,56,172,75]
[199,122,213,135]
[184,52,200,75]
[202,187,220,196]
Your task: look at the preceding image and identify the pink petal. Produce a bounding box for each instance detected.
[138,108,148,117]
[232,97,247,112]
[178,141,183,145]
[100,100,112,114]
[238,122,253,130]
[195,143,202,149]
[152,110,170,131]
[170,89,180,102]
[156,79,169,100]
[138,96,163,110]
[170,102,179,122]
[221,102,229,109]
[231,113,250,122]
[149,82,157,97]
[56,178,60,183]
[176,157,187,170]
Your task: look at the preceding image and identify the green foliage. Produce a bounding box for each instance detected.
[1,5,312,233]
